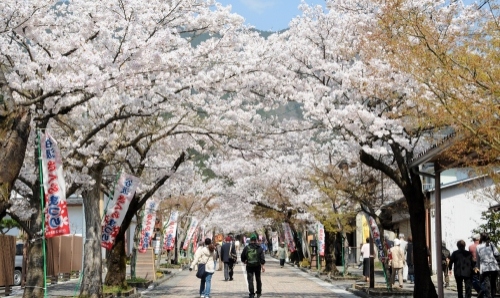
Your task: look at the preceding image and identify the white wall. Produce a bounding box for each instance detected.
[429,177,495,272]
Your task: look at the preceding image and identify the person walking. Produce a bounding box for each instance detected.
[361,237,371,282]
[390,238,405,289]
[476,233,500,298]
[399,234,408,282]
[190,238,217,298]
[468,234,481,293]
[448,240,473,298]
[406,236,414,283]
[277,242,287,268]
[442,241,451,288]
[241,234,266,298]
[221,236,237,281]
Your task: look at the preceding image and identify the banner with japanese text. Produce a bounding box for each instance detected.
[192,228,199,252]
[41,132,70,238]
[101,172,140,250]
[317,223,325,257]
[182,217,199,250]
[282,222,296,252]
[365,214,385,261]
[272,231,278,252]
[138,198,159,253]
[163,211,179,251]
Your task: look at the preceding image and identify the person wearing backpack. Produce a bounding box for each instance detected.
[241,234,266,298]
[442,241,451,288]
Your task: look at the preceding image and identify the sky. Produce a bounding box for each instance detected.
[216,0,326,31]
[215,0,479,31]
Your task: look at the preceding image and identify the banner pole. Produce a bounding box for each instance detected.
[317,223,320,271]
[37,130,48,298]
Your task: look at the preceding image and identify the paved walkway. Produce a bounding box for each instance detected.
[142,258,356,298]
[2,257,468,298]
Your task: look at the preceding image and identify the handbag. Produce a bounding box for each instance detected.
[491,244,500,263]
[196,263,206,279]
[230,241,237,262]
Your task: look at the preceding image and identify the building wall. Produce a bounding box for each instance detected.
[429,177,495,272]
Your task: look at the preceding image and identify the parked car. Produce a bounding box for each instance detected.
[14,243,23,286]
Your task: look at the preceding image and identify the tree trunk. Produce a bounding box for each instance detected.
[404,174,437,298]
[104,232,127,287]
[22,127,45,298]
[0,106,30,214]
[324,230,339,273]
[80,167,104,298]
[360,149,437,298]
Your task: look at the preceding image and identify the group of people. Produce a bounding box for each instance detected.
[446,233,500,298]
[189,234,266,298]
[361,233,414,289]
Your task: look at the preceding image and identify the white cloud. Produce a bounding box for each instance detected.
[239,0,276,14]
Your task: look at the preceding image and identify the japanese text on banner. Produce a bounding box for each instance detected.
[138,198,158,253]
[317,223,325,257]
[282,222,296,252]
[163,211,179,251]
[182,218,199,250]
[101,172,140,250]
[41,132,70,238]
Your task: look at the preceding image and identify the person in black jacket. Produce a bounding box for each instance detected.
[448,239,473,298]
[241,234,266,298]
[220,236,237,281]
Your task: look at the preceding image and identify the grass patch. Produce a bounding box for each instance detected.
[126,277,149,283]
[103,285,133,294]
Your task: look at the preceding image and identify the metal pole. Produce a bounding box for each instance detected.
[435,162,444,298]
[37,130,48,298]
[369,235,374,288]
[317,224,320,271]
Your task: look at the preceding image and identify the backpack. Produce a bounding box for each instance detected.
[246,245,259,266]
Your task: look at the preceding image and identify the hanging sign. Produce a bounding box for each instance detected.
[41,132,70,238]
[138,198,159,253]
[101,172,140,250]
[163,211,179,251]
[182,217,199,250]
[282,222,296,253]
[317,223,325,257]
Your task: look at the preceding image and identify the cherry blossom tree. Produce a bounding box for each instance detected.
[259,1,444,295]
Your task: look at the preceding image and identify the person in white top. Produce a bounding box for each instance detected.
[476,233,500,298]
[361,238,371,282]
[190,238,217,298]
[399,234,408,282]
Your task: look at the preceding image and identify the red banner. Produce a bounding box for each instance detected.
[41,132,70,238]
[283,222,296,252]
[138,198,158,253]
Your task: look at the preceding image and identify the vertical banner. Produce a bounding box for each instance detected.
[365,215,386,261]
[182,217,199,250]
[40,132,70,238]
[163,211,179,251]
[101,172,140,250]
[205,230,213,242]
[317,223,325,257]
[282,222,296,252]
[364,214,391,289]
[192,228,199,252]
[271,231,278,253]
[138,198,159,253]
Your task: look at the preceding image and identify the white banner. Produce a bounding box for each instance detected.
[282,222,296,252]
[101,172,140,250]
[182,217,199,250]
[163,211,179,251]
[272,231,278,252]
[317,223,325,257]
[138,198,159,253]
[40,132,70,238]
